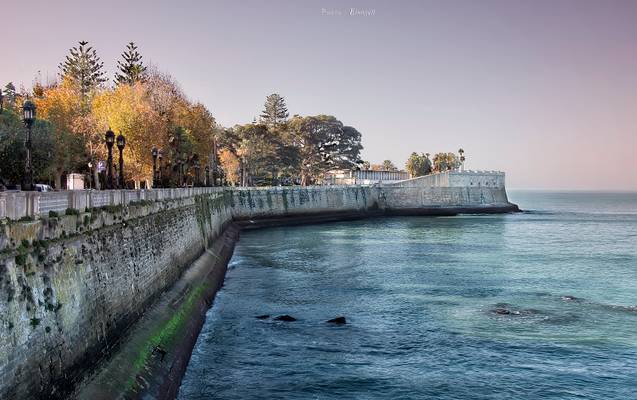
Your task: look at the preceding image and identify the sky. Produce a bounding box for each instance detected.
[2,0,636,190]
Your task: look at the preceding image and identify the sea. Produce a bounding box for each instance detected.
[177,191,637,400]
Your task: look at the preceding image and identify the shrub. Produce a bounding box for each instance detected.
[65,208,80,216]
[48,210,59,218]
[15,254,27,266]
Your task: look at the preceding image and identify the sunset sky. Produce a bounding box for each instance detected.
[2,0,636,190]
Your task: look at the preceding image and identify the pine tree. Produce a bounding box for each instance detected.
[59,41,106,98]
[115,42,147,85]
[382,160,398,171]
[260,93,289,126]
[3,82,16,109]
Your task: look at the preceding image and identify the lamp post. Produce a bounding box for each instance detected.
[169,129,182,188]
[105,129,115,189]
[204,165,210,187]
[87,161,93,189]
[158,150,163,187]
[177,159,184,187]
[211,137,218,187]
[151,147,158,187]
[194,159,201,187]
[22,100,36,191]
[458,148,465,172]
[117,134,126,188]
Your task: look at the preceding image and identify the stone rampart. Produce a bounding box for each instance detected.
[0,181,516,399]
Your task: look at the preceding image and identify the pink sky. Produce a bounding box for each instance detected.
[1,0,636,190]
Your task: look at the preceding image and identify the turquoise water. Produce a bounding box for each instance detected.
[178,191,637,399]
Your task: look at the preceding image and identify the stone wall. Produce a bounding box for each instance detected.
[389,171,505,189]
[0,186,376,400]
[0,182,515,399]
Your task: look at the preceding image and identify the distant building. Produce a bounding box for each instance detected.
[322,169,411,185]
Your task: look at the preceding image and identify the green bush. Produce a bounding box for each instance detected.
[48,210,59,218]
[15,253,27,266]
[65,208,80,216]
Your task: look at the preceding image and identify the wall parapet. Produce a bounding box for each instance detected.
[0,181,517,399]
[383,170,506,189]
[0,187,224,221]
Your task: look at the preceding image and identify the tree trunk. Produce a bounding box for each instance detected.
[54,172,62,190]
[93,168,100,190]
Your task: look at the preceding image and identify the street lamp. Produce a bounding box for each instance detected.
[169,129,182,188]
[117,133,126,188]
[88,161,93,189]
[22,99,37,191]
[194,158,201,187]
[105,129,115,189]
[177,159,184,187]
[458,148,465,172]
[151,147,158,187]
[158,150,163,187]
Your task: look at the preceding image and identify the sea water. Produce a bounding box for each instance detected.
[178,191,637,399]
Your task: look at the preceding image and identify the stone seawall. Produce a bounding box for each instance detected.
[0,184,516,399]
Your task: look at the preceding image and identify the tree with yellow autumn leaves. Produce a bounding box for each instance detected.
[1,41,364,189]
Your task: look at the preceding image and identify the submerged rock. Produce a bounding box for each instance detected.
[326,316,347,324]
[255,315,270,320]
[493,308,511,315]
[561,295,581,301]
[274,315,297,322]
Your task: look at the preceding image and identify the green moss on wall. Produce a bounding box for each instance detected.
[266,191,273,209]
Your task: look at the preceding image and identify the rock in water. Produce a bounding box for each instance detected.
[561,295,580,301]
[274,315,297,322]
[255,315,270,320]
[494,308,511,315]
[326,316,347,324]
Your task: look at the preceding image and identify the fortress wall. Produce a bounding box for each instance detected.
[0,182,515,399]
[0,186,375,400]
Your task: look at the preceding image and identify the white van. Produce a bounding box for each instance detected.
[35,184,54,192]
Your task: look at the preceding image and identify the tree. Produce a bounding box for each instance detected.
[260,93,289,126]
[0,109,55,186]
[432,152,461,172]
[405,152,432,177]
[59,41,107,99]
[405,152,424,177]
[219,148,240,185]
[115,42,147,85]
[288,115,363,185]
[3,82,16,110]
[361,160,371,170]
[181,102,216,170]
[34,78,89,188]
[382,160,397,171]
[424,153,432,175]
[92,82,164,185]
[233,123,277,186]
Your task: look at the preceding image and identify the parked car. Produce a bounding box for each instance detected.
[35,184,54,192]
